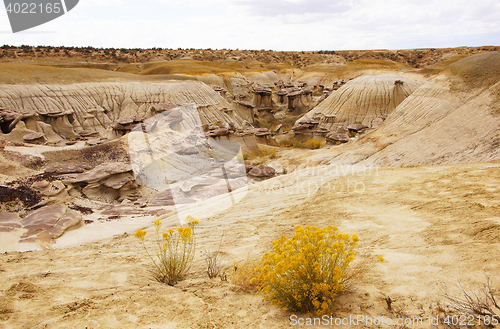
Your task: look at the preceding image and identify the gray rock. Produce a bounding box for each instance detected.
[248,165,276,178]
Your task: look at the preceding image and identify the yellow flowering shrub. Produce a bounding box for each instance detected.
[304,140,322,149]
[253,225,359,315]
[135,215,199,285]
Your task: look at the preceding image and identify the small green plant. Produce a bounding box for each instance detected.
[353,121,363,124]
[304,140,322,149]
[253,225,361,315]
[135,216,199,286]
[230,257,262,292]
[261,147,276,159]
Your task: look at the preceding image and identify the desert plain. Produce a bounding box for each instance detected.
[0,46,499,328]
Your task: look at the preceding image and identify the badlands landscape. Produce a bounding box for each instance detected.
[0,46,499,328]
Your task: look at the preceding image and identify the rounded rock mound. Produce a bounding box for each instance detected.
[297,74,424,131]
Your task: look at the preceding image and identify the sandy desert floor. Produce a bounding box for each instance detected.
[1,159,499,329]
[1,46,499,329]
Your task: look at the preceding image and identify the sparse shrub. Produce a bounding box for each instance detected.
[135,216,199,285]
[353,121,363,124]
[253,225,360,315]
[230,257,262,292]
[443,274,499,318]
[278,137,294,147]
[292,141,305,148]
[348,130,357,138]
[260,147,276,159]
[304,140,322,149]
[205,232,228,280]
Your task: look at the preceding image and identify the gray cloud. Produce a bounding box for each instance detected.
[236,0,356,17]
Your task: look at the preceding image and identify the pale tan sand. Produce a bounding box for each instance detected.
[1,161,499,328]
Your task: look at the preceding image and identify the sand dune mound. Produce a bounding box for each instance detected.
[297,74,424,130]
[315,52,500,166]
[0,81,244,142]
[446,51,500,89]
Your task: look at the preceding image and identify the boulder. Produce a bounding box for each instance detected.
[60,162,133,184]
[346,124,370,133]
[0,212,21,232]
[164,110,184,125]
[292,124,311,132]
[31,180,50,190]
[101,173,135,190]
[326,133,350,144]
[20,205,82,241]
[32,180,67,197]
[23,132,46,144]
[207,128,230,137]
[314,128,330,135]
[253,87,273,96]
[245,164,253,173]
[117,116,135,126]
[248,165,276,178]
[254,128,271,137]
[78,130,99,137]
[151,103,176,114]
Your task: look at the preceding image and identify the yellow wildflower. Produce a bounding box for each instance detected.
[135,229,146,240]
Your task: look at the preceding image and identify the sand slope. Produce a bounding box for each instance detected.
[301,52,500,167]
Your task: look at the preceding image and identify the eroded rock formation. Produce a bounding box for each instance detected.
[297,75,424,131]
[0,81,246,143]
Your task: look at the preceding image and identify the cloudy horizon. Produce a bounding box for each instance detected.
[0,0,499,51]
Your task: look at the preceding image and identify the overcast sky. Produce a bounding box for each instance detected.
[0,0,499,50]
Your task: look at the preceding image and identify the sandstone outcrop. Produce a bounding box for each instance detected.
[0,81,247,143]
[59,162,140,203]
[19,205,82,242]
[297,75,424,131]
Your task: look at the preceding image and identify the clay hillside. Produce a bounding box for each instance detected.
[0,46,499,329]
